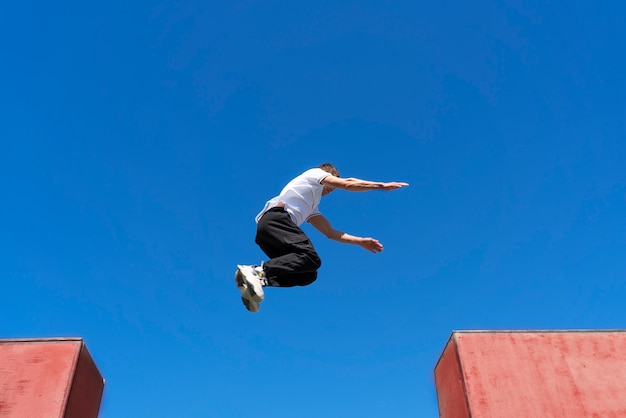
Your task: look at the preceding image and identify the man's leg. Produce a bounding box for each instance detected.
[255,208,321,287]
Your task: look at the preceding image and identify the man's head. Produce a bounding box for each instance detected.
[318,163,339,196]
[318,163,340,177]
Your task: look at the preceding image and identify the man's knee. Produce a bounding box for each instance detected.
[306,251,321,271]
[299,271,318,286]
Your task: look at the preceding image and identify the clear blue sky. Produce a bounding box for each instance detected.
[2,1,625,417]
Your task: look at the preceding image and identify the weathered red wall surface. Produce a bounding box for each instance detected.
[0,338,104,418]
[435,331,626,418]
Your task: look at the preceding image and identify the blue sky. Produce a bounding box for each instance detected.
[2,1,625,417]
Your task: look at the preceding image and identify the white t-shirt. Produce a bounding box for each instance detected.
[255,168,331,226]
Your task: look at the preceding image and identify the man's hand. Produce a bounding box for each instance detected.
[360,237,383,253]
[381,182,409,191]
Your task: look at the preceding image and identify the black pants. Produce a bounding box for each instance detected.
[255,207,321,287]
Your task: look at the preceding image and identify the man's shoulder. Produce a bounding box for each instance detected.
[302,167,325,175]
[302,168,332,184]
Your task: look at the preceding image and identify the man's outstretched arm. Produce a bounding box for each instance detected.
[308,215,383,253]
[321,175,408,192]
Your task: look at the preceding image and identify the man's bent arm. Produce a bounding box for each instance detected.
[308,215,383,253]
[321,175,408,192]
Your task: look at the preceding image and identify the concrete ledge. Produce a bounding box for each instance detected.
[435,330,626,418]
[0,338,104,418]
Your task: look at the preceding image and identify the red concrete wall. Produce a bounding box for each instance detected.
[0,338,104,418]
[435,331,626,418]
[435,337,470,418]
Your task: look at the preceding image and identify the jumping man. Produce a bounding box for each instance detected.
[235,163,409,312]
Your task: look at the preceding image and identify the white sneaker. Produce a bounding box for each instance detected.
[235,265,265,303]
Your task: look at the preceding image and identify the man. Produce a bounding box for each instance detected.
[235,163,409,312]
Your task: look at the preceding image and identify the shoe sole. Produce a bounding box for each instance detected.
[234,269,246,291]
[234,271,261,312]
[241,295,260,313]
[235,266,264,302]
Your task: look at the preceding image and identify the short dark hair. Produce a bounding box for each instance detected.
[318,163,340,177]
